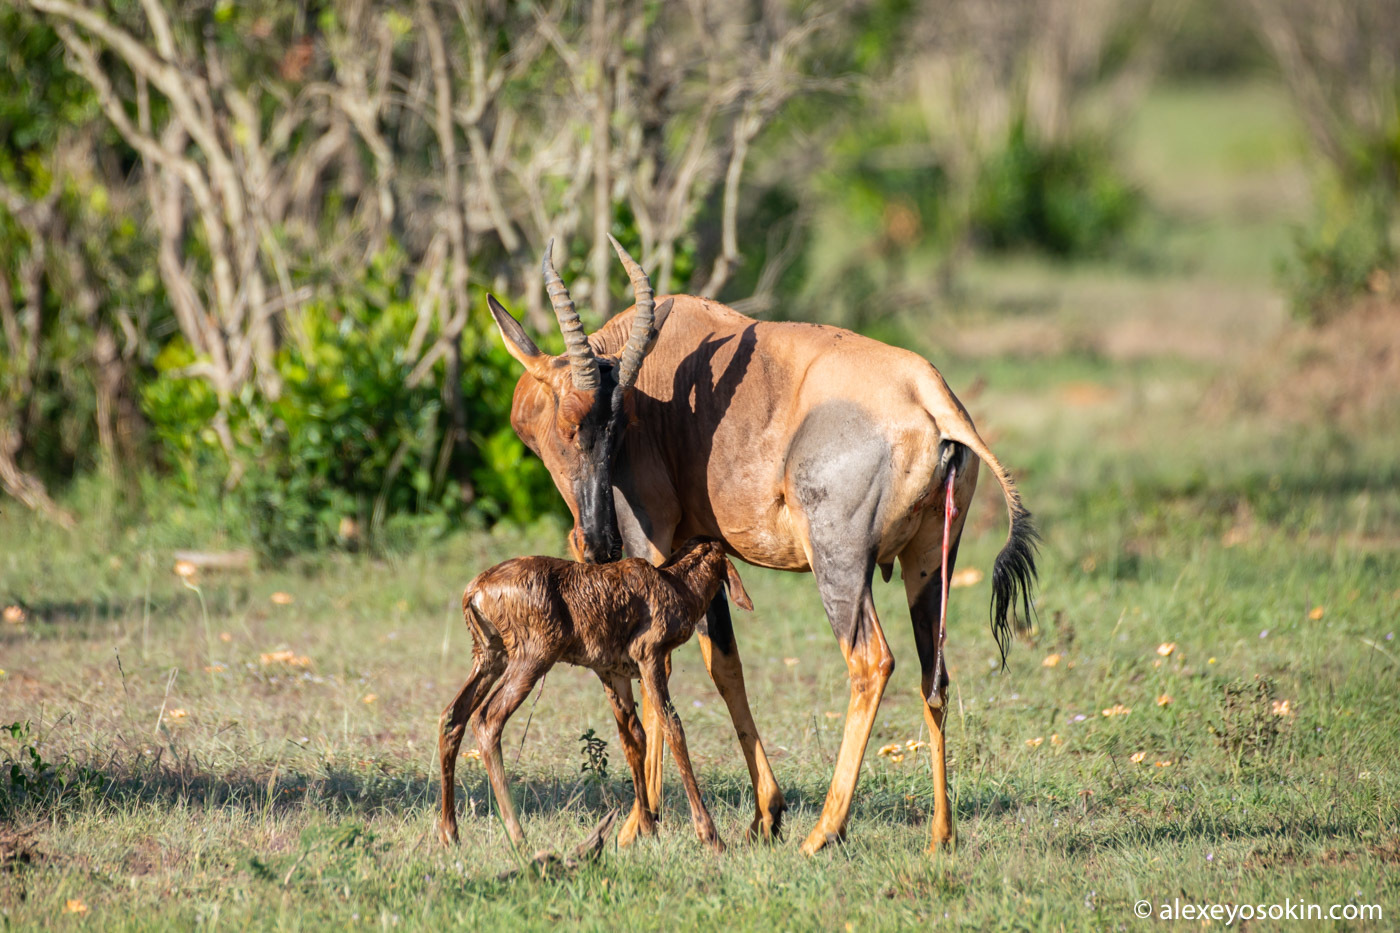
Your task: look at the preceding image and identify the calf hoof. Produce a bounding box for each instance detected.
[617,808,658,848]
[696,820,725,854]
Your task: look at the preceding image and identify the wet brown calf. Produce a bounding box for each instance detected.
[438,537,751,853]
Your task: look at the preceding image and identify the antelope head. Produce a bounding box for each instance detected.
[487,236,674,564]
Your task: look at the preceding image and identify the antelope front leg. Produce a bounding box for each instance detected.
[640,659,724,853]
[698,593,786,841]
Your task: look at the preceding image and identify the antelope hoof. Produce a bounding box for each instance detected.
[928,826,957,854]
[437,820,459,848]
[799,828,845,856]
[704,832,727,855]
[746,808,785,843]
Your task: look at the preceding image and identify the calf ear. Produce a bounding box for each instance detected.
[723,557,753,611]
[488,295,545,370]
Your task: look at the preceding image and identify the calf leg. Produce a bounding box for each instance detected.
[698,594,786,841]
[639,657,724,853]
[619,654,670,847]
[438,647,506,845]
[472,658,546,845]
[599,672,657,841]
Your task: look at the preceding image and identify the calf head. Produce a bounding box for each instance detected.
[487,237,673,563]
[669,537,754,611]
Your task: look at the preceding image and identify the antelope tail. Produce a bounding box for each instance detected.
[924,374,1040,663]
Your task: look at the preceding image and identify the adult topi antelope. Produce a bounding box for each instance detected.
[486,238,1037,853]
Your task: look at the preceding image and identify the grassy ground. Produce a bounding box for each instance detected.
[3,82,1399,930]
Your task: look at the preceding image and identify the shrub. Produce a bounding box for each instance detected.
[1287,189,1396,325]
[142,247,562,557]
[970,123,1141,257]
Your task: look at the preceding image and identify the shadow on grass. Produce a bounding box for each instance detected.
[32,758,824,829]
[1060,813,1359,855]
[0,588,249,639]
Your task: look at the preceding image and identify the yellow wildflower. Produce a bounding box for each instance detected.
[950,568,983,588]
[260,649,311,668]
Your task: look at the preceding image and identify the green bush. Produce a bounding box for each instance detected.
[1287,189,1396,324]
[970,123,1141,257]
[142,247,562,557]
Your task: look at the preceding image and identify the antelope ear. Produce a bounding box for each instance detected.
[488,295,545,369]
[723,556,753,611]
[615,298,676,400]
[652,298,676,344]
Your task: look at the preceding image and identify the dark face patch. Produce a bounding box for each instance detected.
[568,361,631,564]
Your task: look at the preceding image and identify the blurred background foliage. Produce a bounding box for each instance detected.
[1,0,1396,554]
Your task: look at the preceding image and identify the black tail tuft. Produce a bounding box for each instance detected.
[989,504,1039,665]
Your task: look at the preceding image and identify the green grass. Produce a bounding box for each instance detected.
[3,345,1398,930]
[2,79,1397,932]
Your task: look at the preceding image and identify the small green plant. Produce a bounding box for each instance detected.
[1210,678,1285,772]
[578,728,609,782]
[1,721,103,817]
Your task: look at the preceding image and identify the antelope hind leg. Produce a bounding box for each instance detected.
[898,453,977,851]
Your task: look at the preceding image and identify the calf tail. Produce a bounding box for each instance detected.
[460,577,498,661]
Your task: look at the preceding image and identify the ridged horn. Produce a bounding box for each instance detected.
[608,234,656,390]
[542,238,599,391]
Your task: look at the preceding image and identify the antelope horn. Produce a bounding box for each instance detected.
[608,234,657,390]
[543,238,600,391]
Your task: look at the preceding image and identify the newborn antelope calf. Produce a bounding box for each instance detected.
[438,537,751,853]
